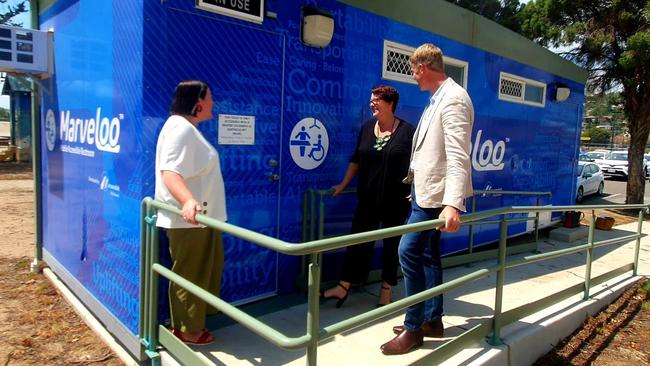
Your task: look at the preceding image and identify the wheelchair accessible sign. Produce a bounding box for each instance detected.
[289,117,329,170]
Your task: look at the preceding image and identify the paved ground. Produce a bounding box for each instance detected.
[581,177,650,205]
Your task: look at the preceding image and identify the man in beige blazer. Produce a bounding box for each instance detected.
[381,43,474,355]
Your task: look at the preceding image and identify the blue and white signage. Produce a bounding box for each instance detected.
[196,0,264,23]
[289,117,329,170]
[44,109,56,152]
[44,107,124,158]
[471,129,507,172]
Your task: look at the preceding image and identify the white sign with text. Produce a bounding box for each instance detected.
[218,114,255,145]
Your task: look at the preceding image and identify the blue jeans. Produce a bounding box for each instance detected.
[398,199,443,331]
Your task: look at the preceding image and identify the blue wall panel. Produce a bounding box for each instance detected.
[40,0,143,334]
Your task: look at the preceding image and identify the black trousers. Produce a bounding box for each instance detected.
[340,198,410,286]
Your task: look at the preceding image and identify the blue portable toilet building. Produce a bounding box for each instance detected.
[34,0,587,359]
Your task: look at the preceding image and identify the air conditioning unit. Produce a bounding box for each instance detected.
[0,24,53,78]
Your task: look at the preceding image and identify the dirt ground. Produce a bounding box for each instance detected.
[0,161,648,365]
[534,279,650,365]
[0,163,120,366]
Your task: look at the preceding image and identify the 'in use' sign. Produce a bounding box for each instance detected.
[196,0,264,23]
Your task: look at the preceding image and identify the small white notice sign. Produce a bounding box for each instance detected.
[218,114,255,145]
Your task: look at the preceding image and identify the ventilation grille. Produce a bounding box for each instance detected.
[382,40,417,85]
[499,77,524,98]
[385,49,412,77]
[498,72,546,107]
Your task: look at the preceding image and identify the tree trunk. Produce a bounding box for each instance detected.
[624,101,650,204]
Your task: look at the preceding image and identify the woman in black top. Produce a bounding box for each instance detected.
[324,85,415,307]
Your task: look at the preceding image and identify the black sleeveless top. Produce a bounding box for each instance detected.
[350,118,415,207]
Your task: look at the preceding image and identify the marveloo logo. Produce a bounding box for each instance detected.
[472,130,507,171]
[44,109,56,152]
[58,107,122,153]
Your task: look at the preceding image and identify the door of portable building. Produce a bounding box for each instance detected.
[153,7,285,303]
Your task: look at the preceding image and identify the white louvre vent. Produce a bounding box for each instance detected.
[498,72,546,107]
[382,40,417,85]
[386,49,412,76]
[382,40,469,88]
[499,77,524,98]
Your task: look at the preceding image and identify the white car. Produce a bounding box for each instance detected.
[576,162,604,203]
[597,150,647,179]
[585,150,609,161]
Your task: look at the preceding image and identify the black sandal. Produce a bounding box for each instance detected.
[377,285,391,308]
[324,283,351,308]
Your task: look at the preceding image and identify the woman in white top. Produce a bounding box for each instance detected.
[155,80,227,345]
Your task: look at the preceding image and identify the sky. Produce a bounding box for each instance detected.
[0,1,32,109]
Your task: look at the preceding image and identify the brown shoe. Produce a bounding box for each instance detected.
[392,318,444,338]
[380,328,424,355]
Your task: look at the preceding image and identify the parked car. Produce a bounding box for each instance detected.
[579,153,594,162]
[576,162,604,203]
[644,154,650,177]
[597,150,647,179]
[585,150,609,161]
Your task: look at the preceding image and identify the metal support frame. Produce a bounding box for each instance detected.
[29,0,43,274]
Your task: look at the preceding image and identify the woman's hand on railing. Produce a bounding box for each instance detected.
[332,183,346,196]
[181,198,202,225]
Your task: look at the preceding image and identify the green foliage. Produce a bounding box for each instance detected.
[445,0,524,32]
[583,127,611,144]
[640,280,650,296]
[0,0,27,27]
[0,107,9,120]
[520,0,650,204]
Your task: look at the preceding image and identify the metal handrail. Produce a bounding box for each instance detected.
[140,197,648,366]
[303,188,553,254]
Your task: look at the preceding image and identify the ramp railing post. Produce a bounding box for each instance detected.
[534,195,541,252]
[468,196,476,254]
[306,253,322,366]
[489,216,507,346]
[584,210,595,300]
[144,205,160,364]
[302,189,309,242]
[634,208,645,276]
[318,195,325,240]
[139,201,150,348]
[309,189,316,241]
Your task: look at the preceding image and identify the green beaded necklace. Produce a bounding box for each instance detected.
[373,119,398,151]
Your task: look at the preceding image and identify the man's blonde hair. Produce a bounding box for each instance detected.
[410,43,444,72]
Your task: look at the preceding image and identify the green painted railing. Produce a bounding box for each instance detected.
[140,198,648,366]
[302,188,552,277]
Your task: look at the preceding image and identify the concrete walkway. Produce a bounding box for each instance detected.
[161,220,650,366]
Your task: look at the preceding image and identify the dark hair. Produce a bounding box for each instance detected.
[170,80,209,116]
[371,85,399,112]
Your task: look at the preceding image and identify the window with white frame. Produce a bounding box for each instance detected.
[382,40,468,88]
[498,72,546,107]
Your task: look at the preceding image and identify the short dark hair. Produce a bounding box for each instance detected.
[371,85,399,112]
[170,80,209,116]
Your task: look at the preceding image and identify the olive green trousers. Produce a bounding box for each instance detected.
[166,227,224,332]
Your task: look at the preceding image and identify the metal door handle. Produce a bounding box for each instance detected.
[268,173,280,182]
